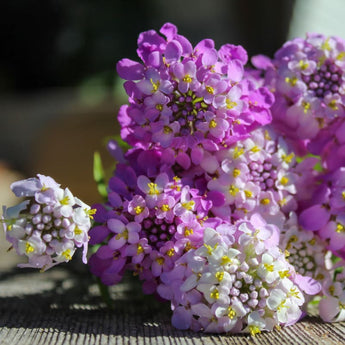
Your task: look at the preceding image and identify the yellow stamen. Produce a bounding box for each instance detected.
[233,168,241,177]
[285,76,298,86]
[160,204,169,212]
[299,60,309,70]
[288,287,301,299]
[156,104,163,111]
[279,270,291,279]
[209,119,217,128]
[302,101,311,113]
[148,182,160,195]
[60,196,70,205]
[206,86,214,94]
[260,198,270,205]
[281,152,295,164]
[62,249,72,261]
[244,190,253,198]
[249,325,261,336]
[156,257,165,265]
[336,223,345,233]
[184,227,194,236]
[210,289,219,300]
[25,242,35,254]
[137,244,144,255]
[167,248,175,257]
[85,208,97,219]
[134,206,144,215]
[150,78,160,92]
[250,145,260,153]
[229,185,239,196]
[74,226,83,235]
[328,100,338,110]
[164,126,172,134]
[227,307,236,319]
[321,38,331,51]
[264,263,274,272]
[280,176,289,185]
[278,198,287,206]
[182,200,195,210]
[116,229,129,240]
[226,99,237,109]
[337,51,345,60]
[233,146,244,159]
[221,255,232,265]
[183,74,192,83]
[215,271,224,282]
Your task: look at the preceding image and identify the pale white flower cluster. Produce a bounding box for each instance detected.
[158,216,312,334]
[2,174,94,271]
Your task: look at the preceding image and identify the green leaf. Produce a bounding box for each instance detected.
[93,151,108,199]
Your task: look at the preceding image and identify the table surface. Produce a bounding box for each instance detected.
[0,261,344,345]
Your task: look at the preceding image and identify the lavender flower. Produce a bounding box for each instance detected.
[2,174,94,271]
[116,22,274,170]
[254,33,345,152]
[157,216,320,334]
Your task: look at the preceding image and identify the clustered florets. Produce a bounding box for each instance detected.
[4,24,345,334]
[116,22,274,171]
[2,174,94,271]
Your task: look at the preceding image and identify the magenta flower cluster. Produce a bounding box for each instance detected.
[2,174,94,271]
[4,24,345,334]
[116,22,274,171]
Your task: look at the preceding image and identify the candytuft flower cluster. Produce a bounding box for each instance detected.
[3,23,345,335]
[2,174,94,271]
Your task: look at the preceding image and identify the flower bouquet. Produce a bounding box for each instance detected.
[3,23,345,335]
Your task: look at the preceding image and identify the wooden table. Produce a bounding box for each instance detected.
[0,263,344,345]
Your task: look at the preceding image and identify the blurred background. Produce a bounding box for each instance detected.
[1,0,345,268]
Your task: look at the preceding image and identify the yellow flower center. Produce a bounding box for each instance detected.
[156,104,163,111]
[74,226,83,235]
[229,185,239,196]
[209,119,217,128]
[210,288,219,300]
[183,74,192,83]
[182,200,195,210]
[249,325,261,336]
[25,242,35,254]
[161,204,170,212]
[336,223,345,233]
[167,248,175,257]
[264,263,274,272]
[260,198,270,205]
[280,176,289,185]
[164,126,173,134]
[227,307,236,319]
[62,249,72,261]
[285,76,298,86]
[156,257,165,265]
[60,196,70,205]
[226,99,237,109]
[134,206,144,215]
[215,271,224,282]
[206,86,214,94]
[244,190,253,198]
[184,227,193,236]
[233,168,241,177]
[148,182,160,195]
[328,99,338,110]
[137,244,144,255]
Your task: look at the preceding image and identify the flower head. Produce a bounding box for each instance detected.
[2,174,94,271]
